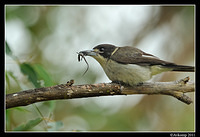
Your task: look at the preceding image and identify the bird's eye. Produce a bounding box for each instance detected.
[99,47,104,52]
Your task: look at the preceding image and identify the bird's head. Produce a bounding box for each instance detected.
[79,44,118,62]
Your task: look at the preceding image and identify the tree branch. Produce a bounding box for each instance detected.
[6,77,194,109]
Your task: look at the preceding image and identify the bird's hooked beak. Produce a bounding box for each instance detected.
[79,49,99,56]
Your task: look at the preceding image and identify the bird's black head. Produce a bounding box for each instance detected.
[93,44,117,59]
[78,44,118,62]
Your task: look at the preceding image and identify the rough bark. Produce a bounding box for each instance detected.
[6,77,194,109]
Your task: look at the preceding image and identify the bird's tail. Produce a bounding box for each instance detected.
[166,64,195,72]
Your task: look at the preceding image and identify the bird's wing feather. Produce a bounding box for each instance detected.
[110,46,175,66]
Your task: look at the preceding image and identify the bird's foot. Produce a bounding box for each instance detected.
[111,81,122,84]
[111,81,129,86]
[136,82,143,86]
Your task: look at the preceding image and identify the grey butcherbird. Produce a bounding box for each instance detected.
[79,44,194,86]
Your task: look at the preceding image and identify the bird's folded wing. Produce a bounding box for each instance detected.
[110,46,175,66]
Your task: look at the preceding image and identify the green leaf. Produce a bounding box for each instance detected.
[13,117,43,131]
[32,64,54,87]
[6,109,11,130]
[20,63,41,88]
[19,63,54,88]
[6,41,12,56]
[6,71,21,90]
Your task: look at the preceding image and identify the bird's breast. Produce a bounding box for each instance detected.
[93,56,152,86]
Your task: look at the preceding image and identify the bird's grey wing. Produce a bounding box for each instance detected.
[110,46,174,66]
[110,46,194,72]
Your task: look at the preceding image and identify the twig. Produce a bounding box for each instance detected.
[6,77,194,109]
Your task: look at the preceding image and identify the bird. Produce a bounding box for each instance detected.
[79,44,194,86]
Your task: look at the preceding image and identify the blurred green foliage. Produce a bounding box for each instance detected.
[13,118,43,131]
[20,63,41,88]
[5,5,195,132]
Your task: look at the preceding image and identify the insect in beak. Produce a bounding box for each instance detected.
[77,52,90,76]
